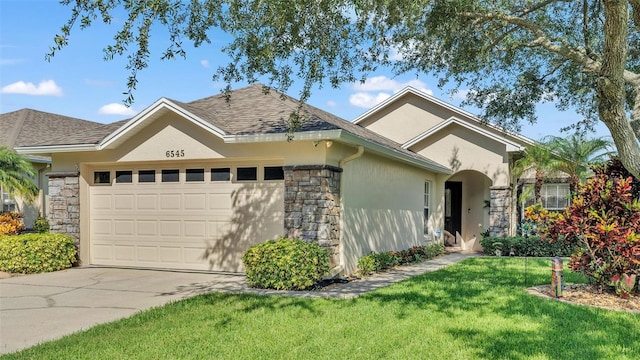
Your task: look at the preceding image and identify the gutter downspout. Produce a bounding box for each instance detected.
[339,145,364,168]
[335,145,364,276]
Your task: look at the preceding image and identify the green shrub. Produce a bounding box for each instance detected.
[242,237,329,290]
[33,215,50,233]
[357,243,445,277]
[480,236,578,257]
[357,254,376,277]
[0,233,77,273]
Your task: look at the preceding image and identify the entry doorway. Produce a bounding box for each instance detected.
[445,181,462,242]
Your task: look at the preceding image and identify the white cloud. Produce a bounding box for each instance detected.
[0,58,22,66]
[200,59,210,68]
[353,76,432,95]
[98,103,136,116]
[450,89,470,101]
[349,76,434,108]
[349,92,391,108]
[326,100,337,107]
[1,80,63,96]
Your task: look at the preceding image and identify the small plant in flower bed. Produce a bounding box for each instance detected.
[242,237,329,291]
[0,233,76,273]
[33,215,50,233]
[357,243,444,277]
[0,211,26,236]
[480,235,578,257]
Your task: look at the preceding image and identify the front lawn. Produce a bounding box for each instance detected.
[4,258,639,359]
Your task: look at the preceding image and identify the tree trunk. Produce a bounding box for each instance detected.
[599,1,640,180]
[535,169,543,205]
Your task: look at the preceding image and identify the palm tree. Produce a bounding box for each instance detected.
[0,146,38,204]
[544,134,613,195]
[513,142,554,204]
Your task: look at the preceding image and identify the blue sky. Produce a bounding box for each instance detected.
[1,0,611,141]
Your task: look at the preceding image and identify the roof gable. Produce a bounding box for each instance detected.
[353,86,534,148]
[99,98,227,150]
[403,116,526,152]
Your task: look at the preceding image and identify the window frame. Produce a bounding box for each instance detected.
[161,169,180,183]
[236,166,258,182]
[521,182,570,217]
[211,167,231,182]
[424,181,431,235]
[263,166,285,181]
[115,170,133,184]
[138,170,156,183]
[185,168,205,182]
[93,171,111,185]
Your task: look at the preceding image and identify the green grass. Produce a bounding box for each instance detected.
[4,258,639,359]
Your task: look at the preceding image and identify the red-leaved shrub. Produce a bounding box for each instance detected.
[538,158,640,296]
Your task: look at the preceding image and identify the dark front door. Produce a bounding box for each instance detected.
[445,181,462,239]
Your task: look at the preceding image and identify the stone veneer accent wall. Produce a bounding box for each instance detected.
[283,165,342,267]
[47,172,80,249]
[489,186,511,237]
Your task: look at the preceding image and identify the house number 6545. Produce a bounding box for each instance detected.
[165,150,185,158]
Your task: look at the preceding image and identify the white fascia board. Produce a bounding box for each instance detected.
[224,129,450,174]
[15,144,98,155]
[98,98,226,149]
[338,132,451,174]
[402,116,526,152]
[223,130,344,143]
[353,86,535,146]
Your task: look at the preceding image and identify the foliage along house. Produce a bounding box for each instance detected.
[12,84,560,275]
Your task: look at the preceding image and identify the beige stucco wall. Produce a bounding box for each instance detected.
[357,93,454,144]
[411,124,510,187]
[340,151,443,275]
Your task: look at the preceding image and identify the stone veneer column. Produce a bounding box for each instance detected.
[489,186,511,237]
[47,172,80,249]
[283,165,342,268]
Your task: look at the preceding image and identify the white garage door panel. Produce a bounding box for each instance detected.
[90,180,284,271]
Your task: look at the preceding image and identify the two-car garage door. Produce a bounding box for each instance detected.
[89,165,284,272]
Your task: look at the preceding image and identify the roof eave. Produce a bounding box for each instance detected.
[402,116,527,152]
[225,129,451,174]
[15,143,99,155]
[223,129,343,143]
[337,132,451,174]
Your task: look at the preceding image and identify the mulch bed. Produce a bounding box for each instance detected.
[528,284,640,313]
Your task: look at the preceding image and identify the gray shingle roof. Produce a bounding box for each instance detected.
[5,85,449,172]
[178,84,447,170]
[0,109,108,147]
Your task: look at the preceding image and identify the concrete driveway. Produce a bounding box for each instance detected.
[0,267,247,354]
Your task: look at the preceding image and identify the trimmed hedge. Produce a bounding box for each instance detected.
[480,236,579,257]
[242,237,329,290]
[0,233,77,274]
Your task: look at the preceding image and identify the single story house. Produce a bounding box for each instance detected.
[0,109,107,228]
[12,84,566,274]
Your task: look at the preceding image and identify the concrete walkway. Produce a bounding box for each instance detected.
[0,252,477,354]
